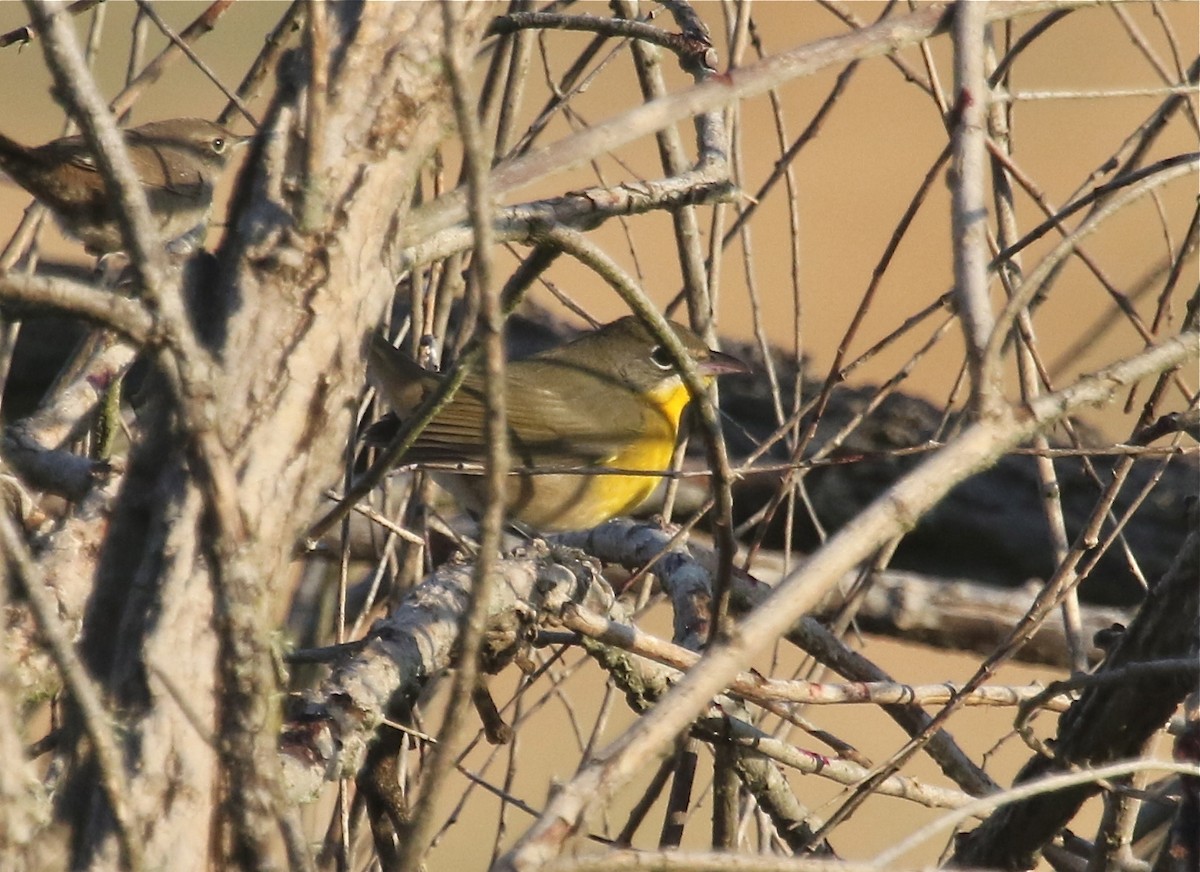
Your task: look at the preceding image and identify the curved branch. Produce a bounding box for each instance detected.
[0,273,153,342]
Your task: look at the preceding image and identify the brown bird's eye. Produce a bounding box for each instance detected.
[649,345,674,370]
[211,137,226,154]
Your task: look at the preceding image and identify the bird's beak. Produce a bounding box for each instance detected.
[699,349,751,376]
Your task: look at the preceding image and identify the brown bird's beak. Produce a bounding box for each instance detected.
[699,349,751,376]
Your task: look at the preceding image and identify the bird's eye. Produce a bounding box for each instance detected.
[211,137,226,154]
[649,345,675,370]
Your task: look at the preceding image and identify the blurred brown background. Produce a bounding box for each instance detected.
[1,2,1194,867]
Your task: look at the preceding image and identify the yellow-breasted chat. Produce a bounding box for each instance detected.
[367,316,749,531]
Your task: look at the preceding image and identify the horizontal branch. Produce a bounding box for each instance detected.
[561,604,1073,711]
[487,10,712,62]
[401,160,736,273]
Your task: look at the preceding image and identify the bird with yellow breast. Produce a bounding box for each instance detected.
[368,316,748,531]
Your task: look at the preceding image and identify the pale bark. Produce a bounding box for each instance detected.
[6,3,492,869]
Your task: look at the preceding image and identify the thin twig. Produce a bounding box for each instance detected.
[984,159,1197,368]
[0,0,99,47]
[125,0,256,125]
[111,1,249,122]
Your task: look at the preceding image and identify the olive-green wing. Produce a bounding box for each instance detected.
[499,363,659,464]
[368,337,658,466]
[367,336,500,463]
[367,334,438,416]
[400,372,632,465]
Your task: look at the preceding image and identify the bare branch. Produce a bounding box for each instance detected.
[951,0,1001,416]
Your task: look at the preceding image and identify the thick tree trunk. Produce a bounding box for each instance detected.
[53,5,493,869]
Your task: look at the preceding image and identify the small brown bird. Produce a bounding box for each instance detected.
[368,316,749,531]
[0,117,247,255]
